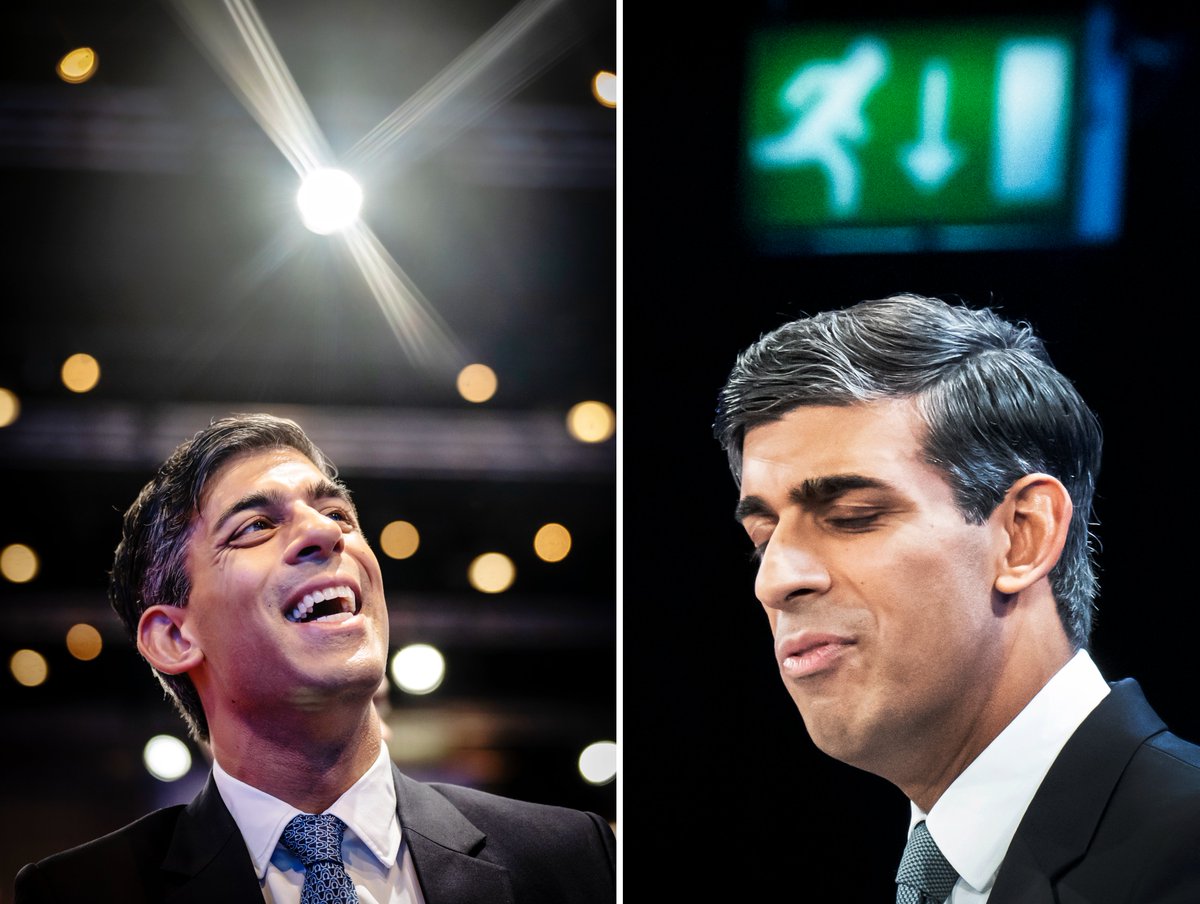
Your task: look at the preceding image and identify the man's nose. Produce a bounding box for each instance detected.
[755,529,831,611]
[286,504,345,563]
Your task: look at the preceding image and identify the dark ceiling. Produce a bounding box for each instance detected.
[1,0,615,881]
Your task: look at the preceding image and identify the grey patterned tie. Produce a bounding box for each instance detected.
[895,820,959,904]
[280,814,360,904]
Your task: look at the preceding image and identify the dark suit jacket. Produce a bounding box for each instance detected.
[13,763,615,903]
[988,678,1200,904]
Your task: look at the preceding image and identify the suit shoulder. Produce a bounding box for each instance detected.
[1085,731,1200,901]
[14,805,187,903]
[427,781,614,847]
[1118,730,1200,806]
[1143,730,1200,774]
[425,782,615,896]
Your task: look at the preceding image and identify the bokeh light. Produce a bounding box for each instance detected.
[380,520,420,559]
[0,387,19,427]
[61,353,101,393]
[457,363,498,403]
[592,70,617,108]
[566,400,615,443]
[57,47,98,84]
[143,735,192,781]
[390,644,446,695]
[468,552,516,593]
[10,650,48,687]
[66,623,103,661]
[534,522,572,562]
[1,544,39,583]
[297,168,363,234]
[578,740,617,785]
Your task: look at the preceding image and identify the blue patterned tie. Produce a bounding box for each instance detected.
[280,814,360,904]
[895,821,959,904]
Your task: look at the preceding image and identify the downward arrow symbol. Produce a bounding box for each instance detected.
[900,61,964,191]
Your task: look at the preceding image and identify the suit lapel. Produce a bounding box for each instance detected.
[160,773,263,904]
[151,762,518,904]
[392,764,516,904]
[988,679,1168,904]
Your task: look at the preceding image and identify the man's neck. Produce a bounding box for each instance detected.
[900,639,1074,812]
[209,703,383,813]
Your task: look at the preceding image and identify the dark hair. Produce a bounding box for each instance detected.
[714,294,1103,649]
[109,413,340,742]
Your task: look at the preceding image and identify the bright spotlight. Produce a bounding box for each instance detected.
[143,735,192,781]
[391,644,446,695]
[66,623,103,661]
[57,47,99,84]
[469,552,516,594]
[534,523,571,562]
[61,353,101,393]
[0,387,19,428]
[566,401,615,443]
[578,740,617,785]
[380,520,420,560]
[1,544,39,583]
[457,363,498,403]
[592,71,617,108]
[296,168,363,235]
[10,649,48,688]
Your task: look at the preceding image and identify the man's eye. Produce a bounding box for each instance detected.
[233,517,273,539]
[325,508,355,526]
[828,513,880,531]
[746,531,771,562]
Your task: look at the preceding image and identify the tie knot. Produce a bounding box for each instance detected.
[280,814,348,868]
[896,821,958,904]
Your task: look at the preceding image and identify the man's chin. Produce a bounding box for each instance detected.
[282,659,386,710]
[797,706,871,765]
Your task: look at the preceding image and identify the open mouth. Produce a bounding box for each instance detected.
[286,585,359,623]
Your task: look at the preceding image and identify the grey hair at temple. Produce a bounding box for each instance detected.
[713,293,1103,649]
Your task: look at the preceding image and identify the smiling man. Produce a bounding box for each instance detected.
[715,295,1200,903]
[15,413,615,904]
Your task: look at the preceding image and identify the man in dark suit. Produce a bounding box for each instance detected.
[14,413,615,903]
[715,294,1200,903]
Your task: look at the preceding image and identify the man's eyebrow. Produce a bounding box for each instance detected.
[734,495,772,524]
[309,478,353,506]
[791,474,893,506]
[213,478,353,532]
[734,474,895,524]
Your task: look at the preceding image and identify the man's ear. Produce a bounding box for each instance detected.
[994,474,1073,596]
[137,604,204,675]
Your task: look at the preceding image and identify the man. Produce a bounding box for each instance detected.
[14,413,615,903]
[714,294,1200,903]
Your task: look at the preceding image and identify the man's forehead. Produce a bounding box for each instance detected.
[195,447,330,514]
[742,399,924,468]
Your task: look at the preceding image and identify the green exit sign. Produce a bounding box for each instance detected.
[740,9,1127,252]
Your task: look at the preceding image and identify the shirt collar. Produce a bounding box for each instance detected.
[212,740,401,880]
[910,649,1110,895]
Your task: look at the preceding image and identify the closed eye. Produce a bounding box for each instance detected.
[827,513,882,531]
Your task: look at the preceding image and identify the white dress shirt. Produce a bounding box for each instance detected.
[909,649,1111,903]
[212,741,426,904]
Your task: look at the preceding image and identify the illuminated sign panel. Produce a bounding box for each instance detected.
[740,10,1127,252]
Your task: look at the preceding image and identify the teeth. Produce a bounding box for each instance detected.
[286,585,357,622]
